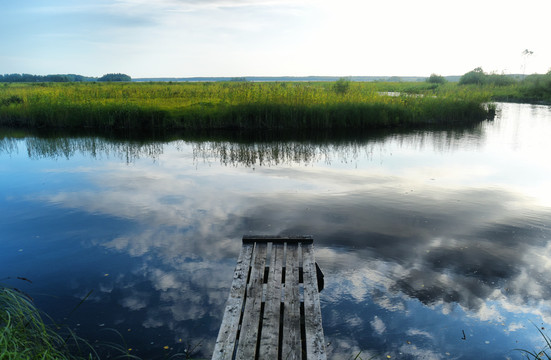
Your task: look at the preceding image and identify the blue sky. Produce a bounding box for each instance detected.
[1,0,550,78]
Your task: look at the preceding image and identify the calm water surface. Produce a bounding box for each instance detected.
[1,103,551,359]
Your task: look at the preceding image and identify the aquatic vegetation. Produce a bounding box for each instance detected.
[0,287,87,359]
[516,326,551,359]
[0,81,494,131]
[0,286,140,359]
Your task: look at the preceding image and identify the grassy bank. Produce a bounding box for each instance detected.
[0,81,494,131]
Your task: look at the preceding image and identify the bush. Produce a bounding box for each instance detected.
[522,73,551,100]
[459,68,517,87]
[487,73,517,86]
[1,95,23,106]
[426,74,447,84]
[459,67,486,85]
[333,77,351,94]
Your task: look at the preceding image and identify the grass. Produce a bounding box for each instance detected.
[0,81,495,131]
[516,325,551,359]
[0,286,140,360]
[0,287,89,359]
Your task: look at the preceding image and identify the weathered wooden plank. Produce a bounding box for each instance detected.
[212,244,254,360]
[302,244,326,360]
[243,235,313,244]
[235,243,267,360]
[214,236,325,360]
[258,243,283,359]
[282,244,301,360]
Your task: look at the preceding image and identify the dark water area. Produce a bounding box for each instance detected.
[1,103,551,359]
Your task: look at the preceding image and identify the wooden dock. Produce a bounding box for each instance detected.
[212,235,326,360]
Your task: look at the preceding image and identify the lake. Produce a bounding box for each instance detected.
[1,102,551,359]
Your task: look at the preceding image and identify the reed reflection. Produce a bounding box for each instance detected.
[1,123,485,166]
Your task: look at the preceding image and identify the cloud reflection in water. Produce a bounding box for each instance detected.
[36,143,551,357]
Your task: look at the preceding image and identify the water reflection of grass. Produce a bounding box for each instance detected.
[0,121,484,165]
[0,82,494,131]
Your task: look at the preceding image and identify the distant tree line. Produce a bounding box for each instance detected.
[0,73,131,82]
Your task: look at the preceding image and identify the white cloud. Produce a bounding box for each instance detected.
[507,322,525,333]
[405,328,434,341]
[397,343,443,360]
[4,0,550,76]
[120,294,149,311]
[370,316,386,335]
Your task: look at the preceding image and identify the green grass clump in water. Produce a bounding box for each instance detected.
[0,287,77,359]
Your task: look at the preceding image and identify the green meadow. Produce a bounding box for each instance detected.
[0,81,496,131]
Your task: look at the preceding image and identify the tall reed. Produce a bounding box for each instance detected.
[0,287,80,359]
[0,82,494,131]
[1,286,140,359]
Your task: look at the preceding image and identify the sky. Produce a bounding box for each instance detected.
[1,0,550,78]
